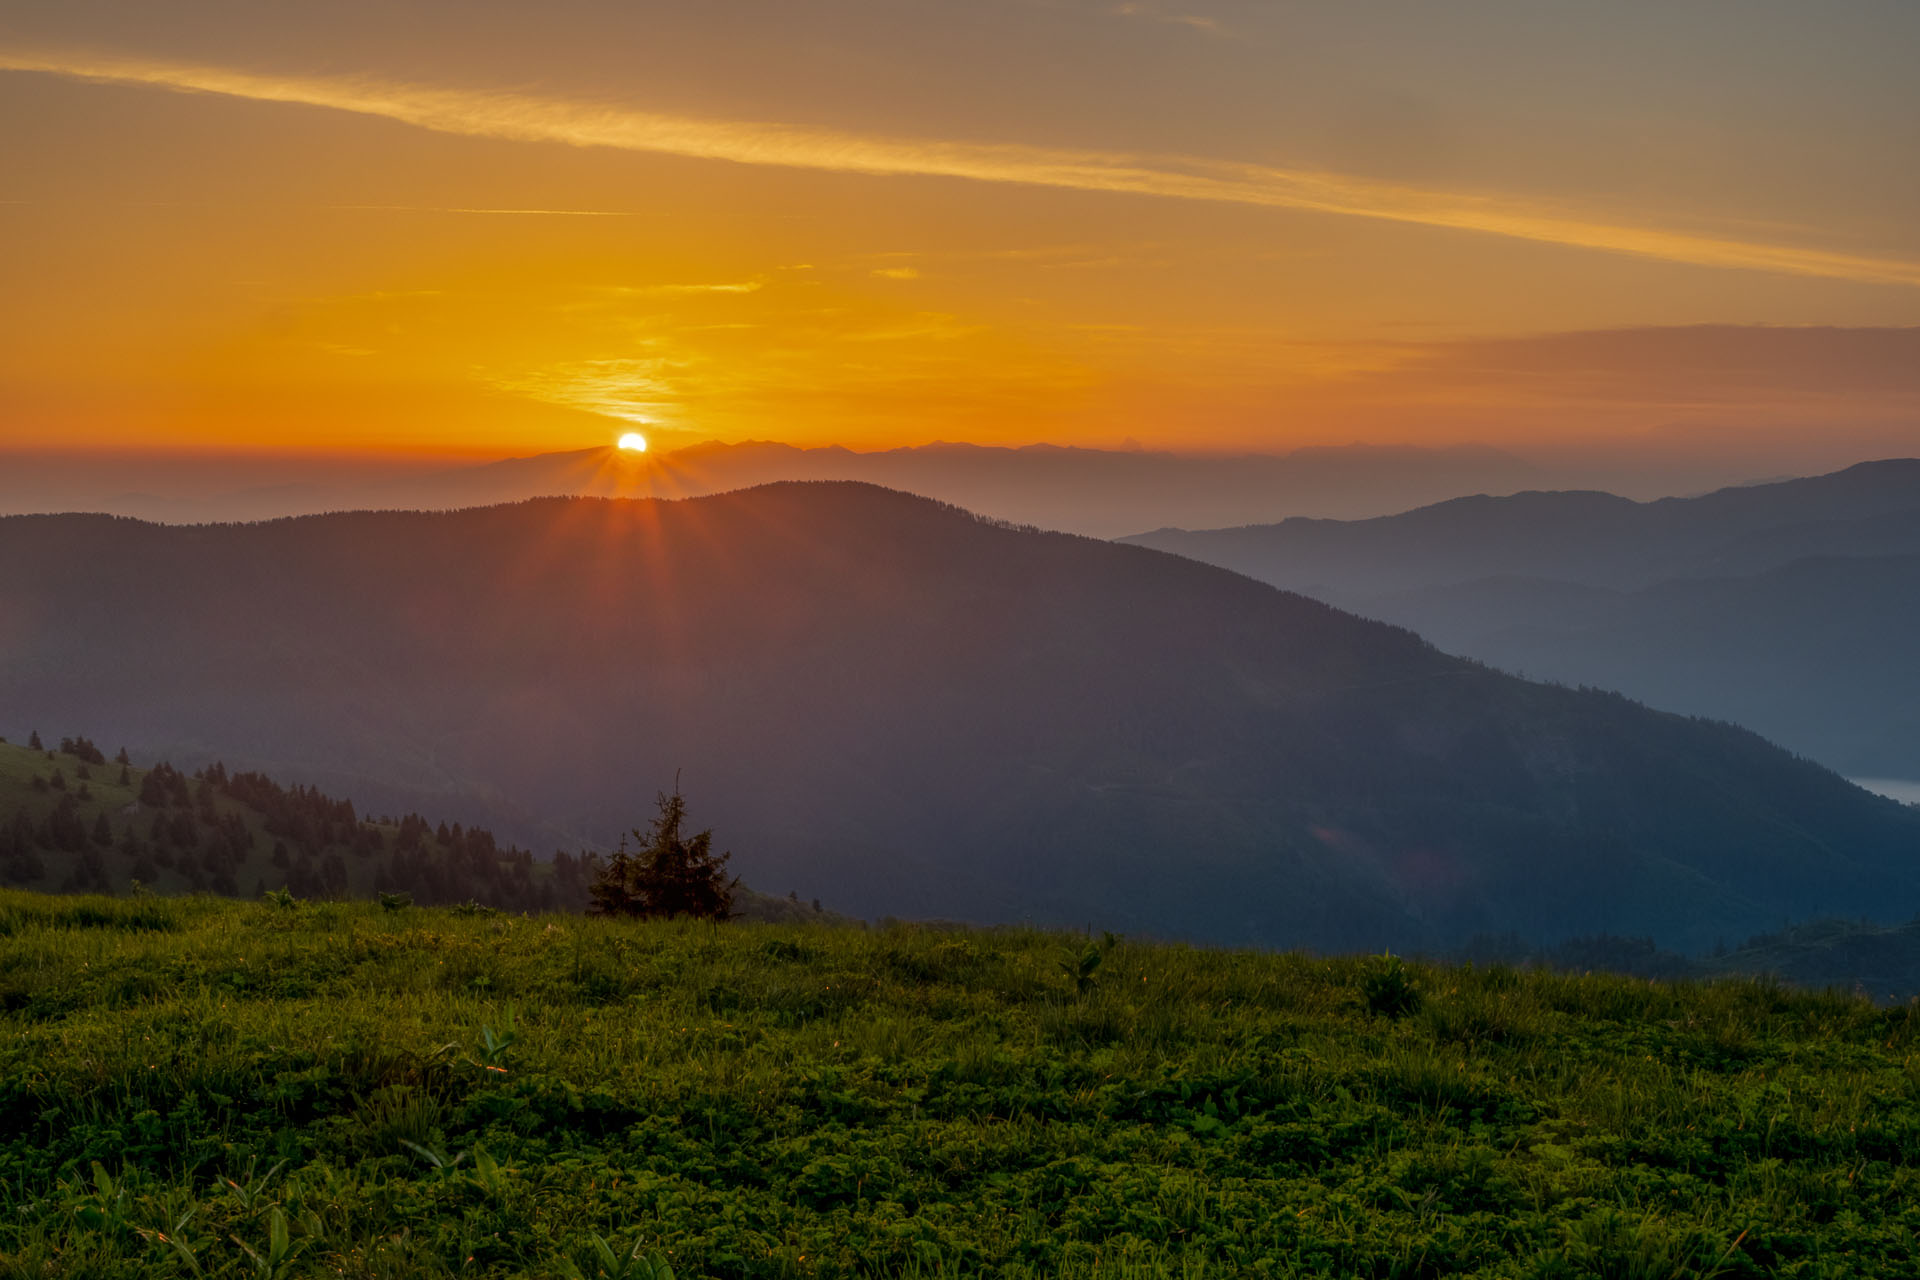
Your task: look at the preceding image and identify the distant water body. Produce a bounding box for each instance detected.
[1853,778,1920,806]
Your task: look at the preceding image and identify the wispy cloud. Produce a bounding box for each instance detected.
[326,203,644,217]
[597,280,767,296]
[871,267,921,280]
[487,356,680,425]
[1367,324,1920,401]
[1111,3,1223,34]
[7,46,1920,288]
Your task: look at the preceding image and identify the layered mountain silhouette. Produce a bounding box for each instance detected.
[4,482,1916,950]
[5,440,1550,536]
[1127,460,1920,777]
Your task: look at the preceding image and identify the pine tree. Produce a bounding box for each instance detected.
[27,730,41,751]
[59,737,105,766]
[587,785,738,921]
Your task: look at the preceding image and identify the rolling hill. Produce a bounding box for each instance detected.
[1124,459,1920,776]
[5,892,1916,1276]
[4,482,1918,951]
[1124,459,1920,596]
[1375,555,1920,777]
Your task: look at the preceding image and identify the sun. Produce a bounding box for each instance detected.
[617,431,648,453]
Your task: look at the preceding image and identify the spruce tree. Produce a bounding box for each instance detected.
[588,785,738,920]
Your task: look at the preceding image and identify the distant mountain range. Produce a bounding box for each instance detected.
[3,482,1916,952]
[1126,459,1920,778]
[2,440,1565,537]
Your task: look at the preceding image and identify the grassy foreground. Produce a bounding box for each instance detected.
[2,893,1917,1278]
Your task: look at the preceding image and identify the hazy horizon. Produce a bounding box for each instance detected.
[8,434,1920,537]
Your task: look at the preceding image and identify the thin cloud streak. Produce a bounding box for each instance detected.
[7,47,1920,288]
[602,280,767,295]
[327,204,644,216]
[1111,4,1225,34]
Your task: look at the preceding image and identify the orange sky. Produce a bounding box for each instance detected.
[2,2,1918,460]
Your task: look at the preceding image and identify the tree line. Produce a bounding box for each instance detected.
[3,731,740,919]
[1,732,595,909]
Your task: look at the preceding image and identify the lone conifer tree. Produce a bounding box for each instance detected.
[588,783,738,920]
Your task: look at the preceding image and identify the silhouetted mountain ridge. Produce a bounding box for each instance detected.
[3,440,1554,536]
[1126,459,1920,595]
[3,482,1916,950]
[1124,460,1920,776]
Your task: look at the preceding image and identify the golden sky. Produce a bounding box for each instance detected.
[3,1,1918,458]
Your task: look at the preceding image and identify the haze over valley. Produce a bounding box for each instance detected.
[7,434,1889,538]
[1128,459,1920,781]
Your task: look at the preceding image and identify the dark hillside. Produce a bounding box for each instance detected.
[0,736,589,908]
[1452,555,1920,776]
[0,736,843,922]
[4,483,1917,950]
[1123,460,1920,776]
[1125,458,1920,597]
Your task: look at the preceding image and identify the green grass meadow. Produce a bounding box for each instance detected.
[3,891,1918,1278]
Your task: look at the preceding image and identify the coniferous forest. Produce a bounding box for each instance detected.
[0,732,593,911]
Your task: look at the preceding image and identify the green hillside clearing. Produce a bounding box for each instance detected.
[2,892,1916,1278]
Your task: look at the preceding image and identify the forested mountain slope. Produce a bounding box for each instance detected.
[5,483,1917,950]
[1124,460,1920,776]
[0,734,587,908]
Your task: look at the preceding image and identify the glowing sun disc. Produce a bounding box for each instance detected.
[617,431,648,452]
